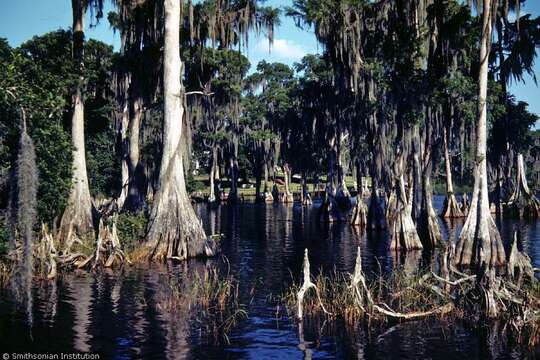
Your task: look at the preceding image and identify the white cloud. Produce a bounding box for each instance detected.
[256,38,307,62]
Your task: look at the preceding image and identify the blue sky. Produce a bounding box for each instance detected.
[0,0,538,118]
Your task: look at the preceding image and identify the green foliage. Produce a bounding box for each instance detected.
[186,173,206,193]
[83,40,120,197]
[116,212,148,253]
[0,31,119,224]
[0,34,72,223]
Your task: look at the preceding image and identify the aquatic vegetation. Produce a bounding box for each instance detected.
[284,247,540,348]
[159,263,248,344]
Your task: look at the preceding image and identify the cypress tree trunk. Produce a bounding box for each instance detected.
[124,96,145,211]
[301,171,312,205]
[59,0,94,248]
[145,0,217,260]
[118,102,129,208]
[351,163,367,227]
[504,153,540,218]
[367,174,386,230]
[418,112,442,248]
[282,163,294,203]
[228,137,239,204]
[441,126,464,218]
[389,176,422,250]
[254,152,262,202]
[455,0,505,267]
[208,145,221,204]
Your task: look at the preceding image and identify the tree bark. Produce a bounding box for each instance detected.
[124,96,146,211]
[145,0,217,261]
[455,0,505,267]
[58,1,94,248]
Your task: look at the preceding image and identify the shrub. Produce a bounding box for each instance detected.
[116,212,148,252]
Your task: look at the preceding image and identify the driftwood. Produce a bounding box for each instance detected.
[73,216,130,270]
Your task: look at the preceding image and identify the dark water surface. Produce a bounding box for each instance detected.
[1,196,539,359]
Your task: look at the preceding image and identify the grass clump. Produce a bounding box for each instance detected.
[283,248,540,349]
[283,267,455,327]
[159,262,248,344]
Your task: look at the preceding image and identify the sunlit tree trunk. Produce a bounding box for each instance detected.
[208,145,221,204]
[282,162,294,203]
[441,126,464,218]
[59,0,94,247]
[455,0,505,267]
[351,161,367,227]
[145,0,217,260]
[118,102,129,208]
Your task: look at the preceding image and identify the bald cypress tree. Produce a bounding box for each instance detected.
[58,0,105,248]
[455,0,506,267]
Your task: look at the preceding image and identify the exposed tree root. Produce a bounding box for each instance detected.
[71,216,131,270]
[455,200,505,267]
[289,246,540,347]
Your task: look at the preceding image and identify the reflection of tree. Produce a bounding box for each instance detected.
[391,250,422,276]
[64,274,93,352]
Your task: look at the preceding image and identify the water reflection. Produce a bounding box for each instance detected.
[0,196,539,359]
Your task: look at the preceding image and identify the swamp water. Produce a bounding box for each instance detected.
[0,196,539,359]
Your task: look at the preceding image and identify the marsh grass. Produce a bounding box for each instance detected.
[282,265,540,348]
[159,263,248,344]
